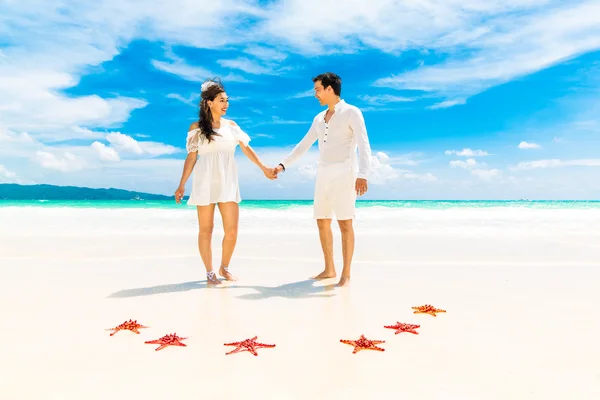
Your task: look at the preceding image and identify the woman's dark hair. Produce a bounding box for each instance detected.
[198,78,225,142]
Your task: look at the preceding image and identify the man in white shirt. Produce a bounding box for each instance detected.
[273,72,372,287]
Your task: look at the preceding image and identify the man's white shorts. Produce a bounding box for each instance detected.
[313,161,357,220]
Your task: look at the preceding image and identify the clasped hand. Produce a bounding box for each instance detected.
[262,164,285,180]
[263,167,277,180]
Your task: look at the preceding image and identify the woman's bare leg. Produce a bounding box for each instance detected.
[217,201,239,281]
[196,204,220,284]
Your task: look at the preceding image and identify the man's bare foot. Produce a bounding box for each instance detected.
[336,276,350,287]
[206,271,222,285]
[311,270,336,280]
[219,266,237,281]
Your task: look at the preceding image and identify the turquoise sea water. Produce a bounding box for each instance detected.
[1,199,600,209]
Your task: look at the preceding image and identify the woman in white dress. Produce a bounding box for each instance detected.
[174,78,275,285]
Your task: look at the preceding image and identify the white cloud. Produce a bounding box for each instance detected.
[369,1,600,101]
[152,48,251,83]
[361,151,436,184]
[0,133,186,192]
[359,95,414,105]
[401,171,437,182]
[252,133,275,139]
[386,153,422,167]
[0,126,43,158]
[0,164,18,182]
[128,2,266,48]
[152,59,249,83]
[445,148,489,157]
[139,142,182,157]
[167,93,199,107]
[0,69,147,136]
[0,127,35,145]
[70,126,109,140]
[105,133,144,154]
[105,132,181,156]
[471,168,501,180]
[449,157,499,180]
[518,141,541,149]
[3,0,600,138]
[260,116,309,125]
[570,119,600,132]
[1,123,180,184]
[288,89,315,99]
[297,164,318,179]
[21,157,185,195]
[35,151,88,172]
[243,46,288,62]
[511,158,600,170]
[375,151,390,163]
[259,1,556,55]
[369,151,400,184]
[91,141,120,162]
[217,57,289,76]
[0,0,265,144]
[428,99,466,109]
[151,59,210,82]
[449,158,478,169]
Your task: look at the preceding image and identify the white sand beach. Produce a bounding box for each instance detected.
[1,205,600,399]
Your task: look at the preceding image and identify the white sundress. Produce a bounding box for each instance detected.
[185,119,251,206]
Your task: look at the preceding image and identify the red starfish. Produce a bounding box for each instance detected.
[145,333,187,351]
[106,319,149,336]
[384,322,420,335]
[412,304,446,317]
[224,336,275,356]
[340,334,385,354]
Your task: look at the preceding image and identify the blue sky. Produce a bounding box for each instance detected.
[1,0,600,199]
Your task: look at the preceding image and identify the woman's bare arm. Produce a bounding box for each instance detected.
[178,151,197,187]
[175,123,200,202]
[239,143,275,179]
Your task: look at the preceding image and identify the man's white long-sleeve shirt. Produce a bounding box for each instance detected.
[280,100,372,179]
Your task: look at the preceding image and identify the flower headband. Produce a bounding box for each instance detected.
[201,80,219,93]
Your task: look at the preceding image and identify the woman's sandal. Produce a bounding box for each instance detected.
[206,270,221,284]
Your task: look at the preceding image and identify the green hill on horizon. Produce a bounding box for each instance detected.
[0,184,172,200]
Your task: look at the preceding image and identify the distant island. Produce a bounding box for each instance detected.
[0,184,172,200]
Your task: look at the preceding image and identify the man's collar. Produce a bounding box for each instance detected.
[320,99,346,122]
[334,99,346,110]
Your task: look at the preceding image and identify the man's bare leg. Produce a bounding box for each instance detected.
[312,218,336,279]
[336,219,354,287]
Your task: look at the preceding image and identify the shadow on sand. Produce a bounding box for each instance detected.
[107,278,337,300]
[232,279,337,300]
[106,280,222,298]
[236,279,335,300]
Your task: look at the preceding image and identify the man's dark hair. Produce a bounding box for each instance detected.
[313,72,342,96]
